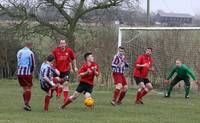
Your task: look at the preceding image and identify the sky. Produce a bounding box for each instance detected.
[140,0,200,16]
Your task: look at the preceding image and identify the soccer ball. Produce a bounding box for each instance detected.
[84,98,94,107]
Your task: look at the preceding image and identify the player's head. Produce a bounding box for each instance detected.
[118,46,125,55]
[175,59,182,67]
[46,54,55,65]
[59,40,67,50]
[145,47,152,56]
[25,42,33,49]
[84,52,94,62]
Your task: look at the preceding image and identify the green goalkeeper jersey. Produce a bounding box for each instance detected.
[167,64,196,80]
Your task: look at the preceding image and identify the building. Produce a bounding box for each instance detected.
[154,11,193,26]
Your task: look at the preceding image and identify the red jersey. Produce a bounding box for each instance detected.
[52,47,76,72]
[133,54,153,78]
[78,62,100,86]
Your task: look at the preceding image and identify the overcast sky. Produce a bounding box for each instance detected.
[140,0,200,16]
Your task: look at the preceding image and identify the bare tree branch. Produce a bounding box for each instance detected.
[45,0,72,22]
[29,13,67,36]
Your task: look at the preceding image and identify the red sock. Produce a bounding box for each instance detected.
[135,91,142,102]
[140,89,148,98]
[44,95,51,111]
[112,89,120,102]
[23,91,31,105]
[26,91,31,104]
[56,87,62,97]
[62,98,72,109]
[23,92,26,104]
[63,91,69,102]
[117,91,127,103]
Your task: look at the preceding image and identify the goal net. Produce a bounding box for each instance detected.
[118,27,200,91]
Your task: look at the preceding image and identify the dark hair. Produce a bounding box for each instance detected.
[118,46,125,50]
[146,47,153,51]
[84,52,93,61]
[46,54,55,62]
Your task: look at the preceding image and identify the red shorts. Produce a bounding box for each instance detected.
[17,75,33,87]
[112,72,127,86]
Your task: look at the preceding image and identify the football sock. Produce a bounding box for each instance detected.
[117,90,127,103]
[56,87,62,97]
[44,95,51,111]
[167,86,173,96]
[184,86,190,97]
[63,91,69,102]
[140,88,148,98]
[112,89,120,102]
[135,88,143,102]
[23,91,31,105]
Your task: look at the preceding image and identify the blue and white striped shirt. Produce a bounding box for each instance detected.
[17,47,35,76]
[39,62,57,88]
[111,53,129,74]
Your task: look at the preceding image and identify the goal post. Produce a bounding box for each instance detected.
[118,27,200,91]
[118,27,200,47]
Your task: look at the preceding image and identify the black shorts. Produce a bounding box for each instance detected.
[76,82,93,94]
[59,71,70,78]
[134,76,150,85]
[40,81,52,93]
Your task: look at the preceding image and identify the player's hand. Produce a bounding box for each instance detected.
[49,81,55,87]
[87,68,93,74]
[70,68,74,73]
[74,67,78,72]
[164,80,170,85]
[91,66,97,71]
[193,80,199,85]
[144,63,150,68]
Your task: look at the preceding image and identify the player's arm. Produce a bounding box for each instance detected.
[43,68,55,86]
[184,65,196,80]
[166,65,176,80]
[135,56,148,68]
[69,48,78,72]
[51,67,60,77]
[78,66,90,77]
[112,55,120,68]
[92,65,100,76]
[124,61,129,68]
[78,70,90,77]
[30,53,36,73]
[72,59,78,72]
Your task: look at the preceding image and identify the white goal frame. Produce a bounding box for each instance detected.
[118,27,200,47]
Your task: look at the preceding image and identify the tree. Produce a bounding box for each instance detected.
[0,0,137,49]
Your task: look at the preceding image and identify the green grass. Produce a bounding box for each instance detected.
[0,79,200,123]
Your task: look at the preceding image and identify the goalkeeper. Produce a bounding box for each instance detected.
[164,59,198,98]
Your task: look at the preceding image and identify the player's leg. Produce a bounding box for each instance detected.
[63,81,69,102]
[111,72,123,105]
[183,76,190,98]
[117,84,128,105]
[61,83,84,109]
[84,92,92,99]
[44,88,54,112]
[117,75,128,104]
[22,86,32,111]
[165,76,181,97]
[134,77,145,104]
[61,91,80,109]
[135,82,145,104]
[20,76,33,111]
[139,81,153,100]
[61,72,70,102]
[111,83,123,105]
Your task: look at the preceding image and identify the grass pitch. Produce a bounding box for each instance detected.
[0,79,200,123]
